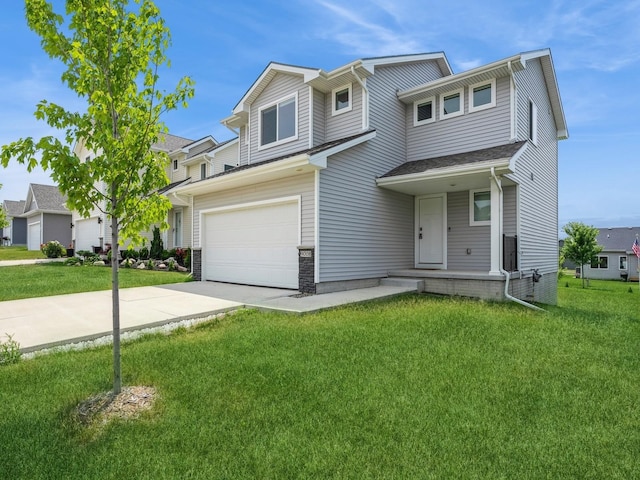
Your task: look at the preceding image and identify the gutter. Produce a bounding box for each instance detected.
[491,167,545,312]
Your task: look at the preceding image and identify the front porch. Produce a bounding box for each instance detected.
[386,268,533,302]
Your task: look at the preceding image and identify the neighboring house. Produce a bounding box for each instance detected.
[1,200,27,246]
[582,227,640,281]
[174,49,567,304]
[23,184,72,250]
[71,133,237,252]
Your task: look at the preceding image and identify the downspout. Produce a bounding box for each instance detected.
[507,61,517,142]
[351,66,369,130]
[491,167,545,312]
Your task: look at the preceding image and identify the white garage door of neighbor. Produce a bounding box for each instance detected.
[204,200,299,289]
[75,218,99,252]
[28,222,41,251]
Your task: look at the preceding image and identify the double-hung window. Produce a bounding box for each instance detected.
[468,79,496,113]
[619,256,628,270]
[440,88,464,119]
[413,97,435,126]
[259,93,297,148]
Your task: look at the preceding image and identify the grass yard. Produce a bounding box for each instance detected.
[0,245,46,260]
[0,262,191,301]
[1,277,638,479]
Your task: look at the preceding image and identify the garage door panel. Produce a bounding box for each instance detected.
[203,200,299,289]
[28,223,41,251]
[75,218,100,252]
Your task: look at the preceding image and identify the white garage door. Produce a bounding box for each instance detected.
[75,218,99,252]
[28,222,41,251]
[203,199,299,289]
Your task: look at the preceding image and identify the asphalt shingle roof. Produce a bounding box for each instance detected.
[596,227,640,251]
[3,200,26,217]
[381,141,527,178]
[153,133,194,152]
[28,184,70,213]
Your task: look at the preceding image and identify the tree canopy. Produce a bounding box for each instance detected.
[561,222,603,288]
[0,0,194,393]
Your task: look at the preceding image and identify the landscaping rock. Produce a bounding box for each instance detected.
[93,260,106,266]
[157,263,167,270]
[137,263,146,270]
[177,265,188,272]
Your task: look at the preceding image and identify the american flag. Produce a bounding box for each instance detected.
[633,238,640,258]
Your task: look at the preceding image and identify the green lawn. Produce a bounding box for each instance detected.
[0,263,191,301]
[1,277,638,479]
[0,245,47,260]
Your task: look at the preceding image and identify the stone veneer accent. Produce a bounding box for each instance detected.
[298,246,315,294]
[192,248,202,281]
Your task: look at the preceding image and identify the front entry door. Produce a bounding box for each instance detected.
[416,195,446,268]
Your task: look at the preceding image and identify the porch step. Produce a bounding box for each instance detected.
[380,277,424,291]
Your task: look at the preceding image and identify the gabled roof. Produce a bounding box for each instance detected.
[152,133,195,152]
[222,53,451,128]
[24,184,70,215]
[596,227,640,252]
[3,200,26,217]
[397,48,567,140]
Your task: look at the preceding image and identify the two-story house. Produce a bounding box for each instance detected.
[71,133,238,252]
[175,49,567,305]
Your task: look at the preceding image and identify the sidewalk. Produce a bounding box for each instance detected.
[1,282,416,353]
[0,258,65,267]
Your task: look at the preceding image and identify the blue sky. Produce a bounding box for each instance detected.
[1,0,639,231]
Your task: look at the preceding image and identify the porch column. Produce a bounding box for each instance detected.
[490,176,503,275]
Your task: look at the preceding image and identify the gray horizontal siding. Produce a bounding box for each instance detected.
[325,82,363,142]
[249,73,310,164]
[211,143,238,175]
[192,172,315,249]
[239,126,249,166]
[406,76,512,161]
[503,185,517,237]
[313,89,325,146]
[318,62,445,282]
[446,191,490,271]
[511,58,559,276]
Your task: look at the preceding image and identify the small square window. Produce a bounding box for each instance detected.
[440,88,464,119]
[468,79,496,113]
[470,190,491,226]
[413,97,435,126]
[332,84,352,116]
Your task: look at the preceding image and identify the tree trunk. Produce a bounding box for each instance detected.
[111,187,121,394]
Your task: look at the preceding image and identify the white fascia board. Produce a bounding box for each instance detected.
[377,158,513,188]
[180,135,216,153]
[361,52,451,74]
[308,130,377,168]
[397,54,523,103]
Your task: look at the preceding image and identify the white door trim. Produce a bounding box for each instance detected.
[415,193,447,269]
[173,208,183,248]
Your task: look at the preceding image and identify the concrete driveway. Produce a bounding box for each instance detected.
[1,281,416,353]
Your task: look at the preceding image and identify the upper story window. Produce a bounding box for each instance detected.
[528,99,538,144]
[332,84,352,116]
[413,97,435,126]
[259,93,297,149]
[172,159,178,171]
[470,189,491,226]
[200,162,207,180]
[440,88,464,119]
[468,79,496,113]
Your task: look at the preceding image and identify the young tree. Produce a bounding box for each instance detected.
[561,222,603,288]
[0,184,9,231]
[0,0,194,394]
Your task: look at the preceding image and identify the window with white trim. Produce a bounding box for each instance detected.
[528,99,538,144]
[590,255,608,269]
[332,84,352,115]
[440,88,464,119]
[413,97,435,126]
[619,256,627,270]
[172,159,178,171]
[470,190,491,226]
[259,93,297,148]
[200,162,207,180]
[468,79,496,113]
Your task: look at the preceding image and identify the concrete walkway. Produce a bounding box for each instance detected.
[0,258,65,267]
[1,281,416,353]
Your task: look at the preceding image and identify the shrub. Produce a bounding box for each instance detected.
[64,257,81,266]
[174,247,187,266]
[146,259,155,270]
[150,226,164,259]
[40,240,64,258]
[139,246,149,260]
[161,249,171,261]
[76,250,92,258]
[184,247,191,270]
[0,334,21,366]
